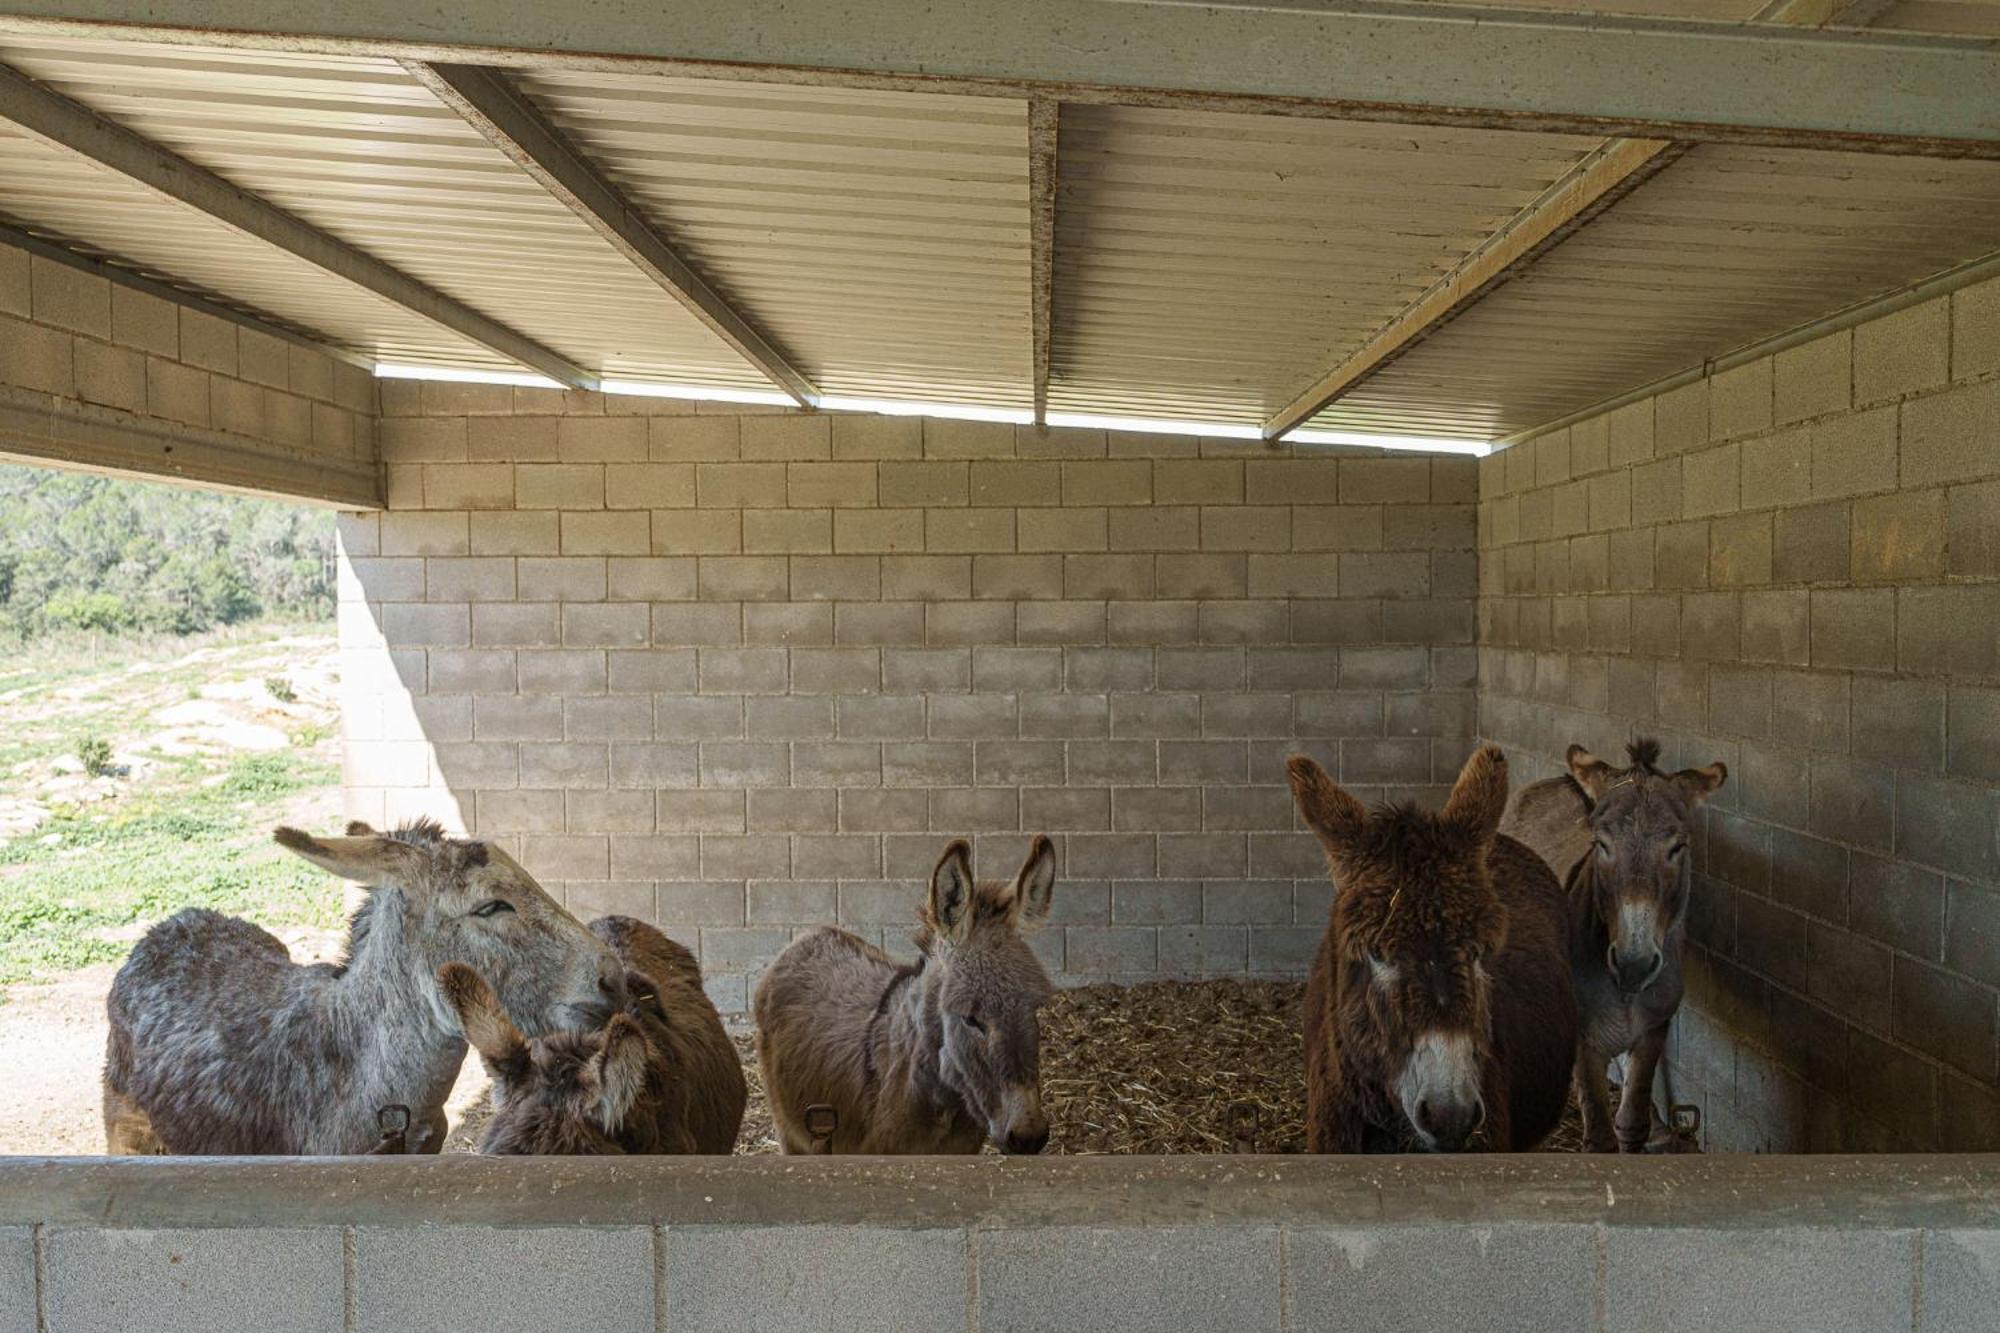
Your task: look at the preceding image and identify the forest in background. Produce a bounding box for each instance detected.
[0,463,336,642]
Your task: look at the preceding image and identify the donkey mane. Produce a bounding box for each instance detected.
[328,819,492,976]
[1624,737,1663,774]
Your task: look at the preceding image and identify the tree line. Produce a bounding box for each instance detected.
[0,464,335,641]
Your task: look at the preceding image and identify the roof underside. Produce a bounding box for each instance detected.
[0,15,1996,446]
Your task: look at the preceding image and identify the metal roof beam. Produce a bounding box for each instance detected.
[1027,99,1058,426]
[0,60,597,388]
[1262,138,1686,441]
[405,61,819,408]
[0,0,1996,157]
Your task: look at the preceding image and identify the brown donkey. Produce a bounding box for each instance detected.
[1560,739,1725,1152]
[1289,747,1578,1152]
[441,915,745,1154]
[754,837,1058,1154]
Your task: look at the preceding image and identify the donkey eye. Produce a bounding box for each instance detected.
[959,1012,987,1035]
[1666,843,1686,862]
[470,900,515,918]
[1594,838,1613,858]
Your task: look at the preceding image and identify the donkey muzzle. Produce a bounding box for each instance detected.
[1607,944,1665,996]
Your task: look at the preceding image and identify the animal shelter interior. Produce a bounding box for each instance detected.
[0,0,1995,1328]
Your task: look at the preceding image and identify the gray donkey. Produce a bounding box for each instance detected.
[755,836,1059,1155]
[1513,740,1725,1152]
[102,818,627,1156]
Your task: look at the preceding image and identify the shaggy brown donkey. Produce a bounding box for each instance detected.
[1290,746,1578,1152]
[442,916,745,1155]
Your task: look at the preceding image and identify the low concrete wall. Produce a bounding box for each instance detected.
[1,1156,1994,1331]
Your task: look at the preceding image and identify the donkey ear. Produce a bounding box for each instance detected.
[1287,755,1366,851]
[344,820,378,837]
[274,826,418,887]
[1443,745,1509,842]
[1673,761,1728,805]
[1005,835,1058,930]
[590,1015,651,1133]
[437,963,529,1082]
[925,840,977,942]
[1565,744,1618,801]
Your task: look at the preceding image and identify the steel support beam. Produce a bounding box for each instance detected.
[0,61,597,388]
[1262,138,1686,441]
[405,61,818,407]
[0,1,1994,157]
[1026,99,1059,426]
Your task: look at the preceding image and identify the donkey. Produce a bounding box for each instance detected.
[1557,739,1726,1152]
[1289,746,1578,1152]
[441,915,746,1155]
[102,819,627,1156]
[754,836,1058,1155]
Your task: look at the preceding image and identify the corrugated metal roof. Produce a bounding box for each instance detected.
[0,115,504,369]
[510,70,1033,409]
[1047,105,1600,427]
[0,38,771,389]
[0,32,1995,444]
[1303,143,2000,440]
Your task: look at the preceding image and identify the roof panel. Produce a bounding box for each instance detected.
[1047,104,1603,427]
[1305,143,2000,440]
[0,119,505,369]
[0,38,772,389]
[512,69,1034,409]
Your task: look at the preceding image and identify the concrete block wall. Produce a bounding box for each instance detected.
[1476,274,2000,1151]
[0,236,377,501]
[336,382,1478,1008]
[5,1156,1997,1332]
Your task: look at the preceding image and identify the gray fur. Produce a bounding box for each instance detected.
[754,836,1058,1155]
[1559,740,1726,1152]
[447,916,746,1155]
[102,819,626,1156]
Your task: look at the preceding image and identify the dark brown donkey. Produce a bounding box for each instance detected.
[754,836,1058,1155]
[441,915,745,1155]
[1289,746,1578,1152]
[1557,739,1725,1152]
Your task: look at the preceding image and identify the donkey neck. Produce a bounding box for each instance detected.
[1564,851,1614,964]
[874,956,975,1134]
[324,891,465,1102]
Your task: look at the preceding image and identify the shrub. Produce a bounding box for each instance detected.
[77,736,113,777]
[264,675,297,703]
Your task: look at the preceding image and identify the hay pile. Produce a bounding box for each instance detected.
[461,980,1692,1155]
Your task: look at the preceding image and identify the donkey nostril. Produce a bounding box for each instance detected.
[598,975,617,995]
[1470,1098,1487,1131]
[1415,1098,1433,1131]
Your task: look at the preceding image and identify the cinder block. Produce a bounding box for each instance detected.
[1062,459,1153,505]
[1924,1229,2000,1333]
[836,601,927,646]
[604,461,695,509]
[1158,553,1246,599]
[1656,379,1711,454]
[516,463,603,509]
[835,508,924,553]
[1290,1226,1593,1333]
[354,1226,651,1332]
[652,509,742,555]
[698,555,789,602]
[833,413,922,459]
[1204,505,1294,552]
[879,557,971,602]
[1775,331,1852,424]
[970,459,1060,506]
[31,257,112,338]
[925,507,1015,554]
[1854,296,1951,405]
[744,506,828,552]
[1810,588,1896,671]
[1683,442,1741,517]
[1631,457,1683,524]
[1711,358,1774,440]
[1773,503,1850,585]
[46,1229,340,1329]
[1606,1227,1913,1333]
[879,460,967,507]
[560,511,651,556]
[667,1224,961,1332]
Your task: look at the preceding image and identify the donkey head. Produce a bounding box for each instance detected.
[1567,739,1726,997]
[919,836,1059,1155]
[1288,746,1512,1152]
[275,819,626,1037]
[437,963,653,1154]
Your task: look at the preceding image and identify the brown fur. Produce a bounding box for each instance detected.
[443,916,745,1155]
[754,837,1058,1155]
[1562,739,1725,1152]
[1292,746,1579,1153]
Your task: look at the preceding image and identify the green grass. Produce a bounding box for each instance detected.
[0,749,343,991]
